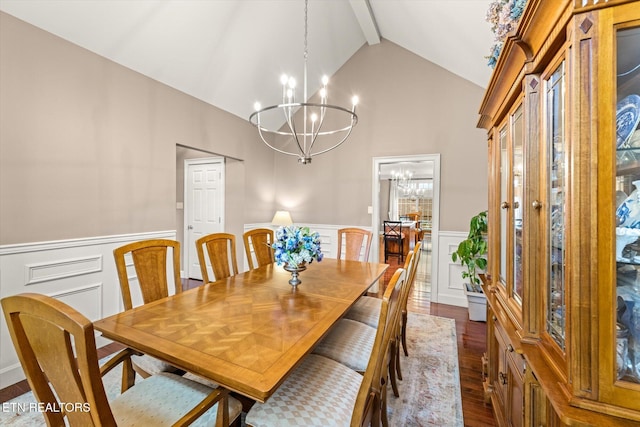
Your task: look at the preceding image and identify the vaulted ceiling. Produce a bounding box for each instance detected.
[0,0,495,125]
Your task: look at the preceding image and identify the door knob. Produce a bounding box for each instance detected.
[501,201,509,209]
[188,225,194,230]
[532,200,542,209]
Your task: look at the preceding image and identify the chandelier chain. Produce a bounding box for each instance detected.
[304,0,308,64]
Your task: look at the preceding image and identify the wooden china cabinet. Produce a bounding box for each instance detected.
[478,1,640,425]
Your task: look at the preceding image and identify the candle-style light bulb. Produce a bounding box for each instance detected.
[280,74,289,85]
[288,77,296,89]
[319,88,327,99]
[311,113,318,122]
[351,95,359,112]
[321,75,329,86]
[254,102,261,111]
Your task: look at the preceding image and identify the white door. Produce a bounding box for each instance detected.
[185,158,225,279]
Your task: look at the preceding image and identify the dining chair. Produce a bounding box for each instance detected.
[406,212,424,243]
[343,249,417,397]
[383,220,405,262]
[1,293,242,427]
[400,241,422,357]
[336,227,373,262]
[113,238,182,378]
[243,228,275,270]
[312,268,407,406]
[345,251,414,330]
[245,264,402,427]
[196,232,239,283]
[394,241,421,385]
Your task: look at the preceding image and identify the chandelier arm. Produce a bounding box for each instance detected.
[283,106,308,156]
[256,125,305,158]
[283,103,297,136]
[307,107,326,153]
[310,122,355,157]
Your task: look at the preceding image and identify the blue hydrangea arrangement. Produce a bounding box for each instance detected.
[272,226,323,268]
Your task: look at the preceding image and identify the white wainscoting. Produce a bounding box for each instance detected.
[0,230,176,389]
[435,231,468,308]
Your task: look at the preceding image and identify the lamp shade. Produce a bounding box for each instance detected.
[272,211,293,226]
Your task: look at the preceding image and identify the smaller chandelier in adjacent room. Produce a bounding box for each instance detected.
[249,0,358,164]
[392,169,426,199]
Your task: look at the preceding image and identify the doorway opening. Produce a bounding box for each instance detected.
[372,154,440,302]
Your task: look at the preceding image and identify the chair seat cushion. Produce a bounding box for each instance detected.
[245,354,362,427]
[182,371,220,388]
[132,354,180,375]
[312,319,375,372]
[344,296,381,328]
[111,372,242,426]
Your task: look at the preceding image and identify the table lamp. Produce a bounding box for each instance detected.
[272,211,293,226]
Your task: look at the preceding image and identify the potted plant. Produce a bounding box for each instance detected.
[452,210,488,321]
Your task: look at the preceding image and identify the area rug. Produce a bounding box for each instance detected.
[387,313,463,426]
[0,313,462,426]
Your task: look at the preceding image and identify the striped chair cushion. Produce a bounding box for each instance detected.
[111,372,242,426]
[312,318,375,372]
[245,354,363,427]
[344,296,381,327]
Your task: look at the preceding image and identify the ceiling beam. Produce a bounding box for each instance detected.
[349,0,380,45]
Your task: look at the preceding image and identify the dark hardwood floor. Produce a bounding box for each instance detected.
[0,245,497,426]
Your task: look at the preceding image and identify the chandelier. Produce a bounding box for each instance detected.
[249,0,359,164]
[392,169,426,199]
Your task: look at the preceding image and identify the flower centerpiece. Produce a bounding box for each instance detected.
[272,225,323,286]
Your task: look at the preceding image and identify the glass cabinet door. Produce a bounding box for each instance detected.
[614,24,640,385]
[546,60,566,351]
[512,105,524,304]
[500,126,509,289]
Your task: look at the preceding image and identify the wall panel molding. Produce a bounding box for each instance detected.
[0,230,176,389]
[436,231,468,307]
[24,255,103,285]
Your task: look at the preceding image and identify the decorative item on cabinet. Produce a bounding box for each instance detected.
[452,210,488,321]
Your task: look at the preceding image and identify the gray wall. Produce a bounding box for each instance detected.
[1,12,487,248]
[0,12,273,245]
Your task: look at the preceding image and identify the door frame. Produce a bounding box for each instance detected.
[183,157,225,280]
[372,154,440,301]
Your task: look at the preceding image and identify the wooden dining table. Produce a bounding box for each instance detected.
[94,258,387,404]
